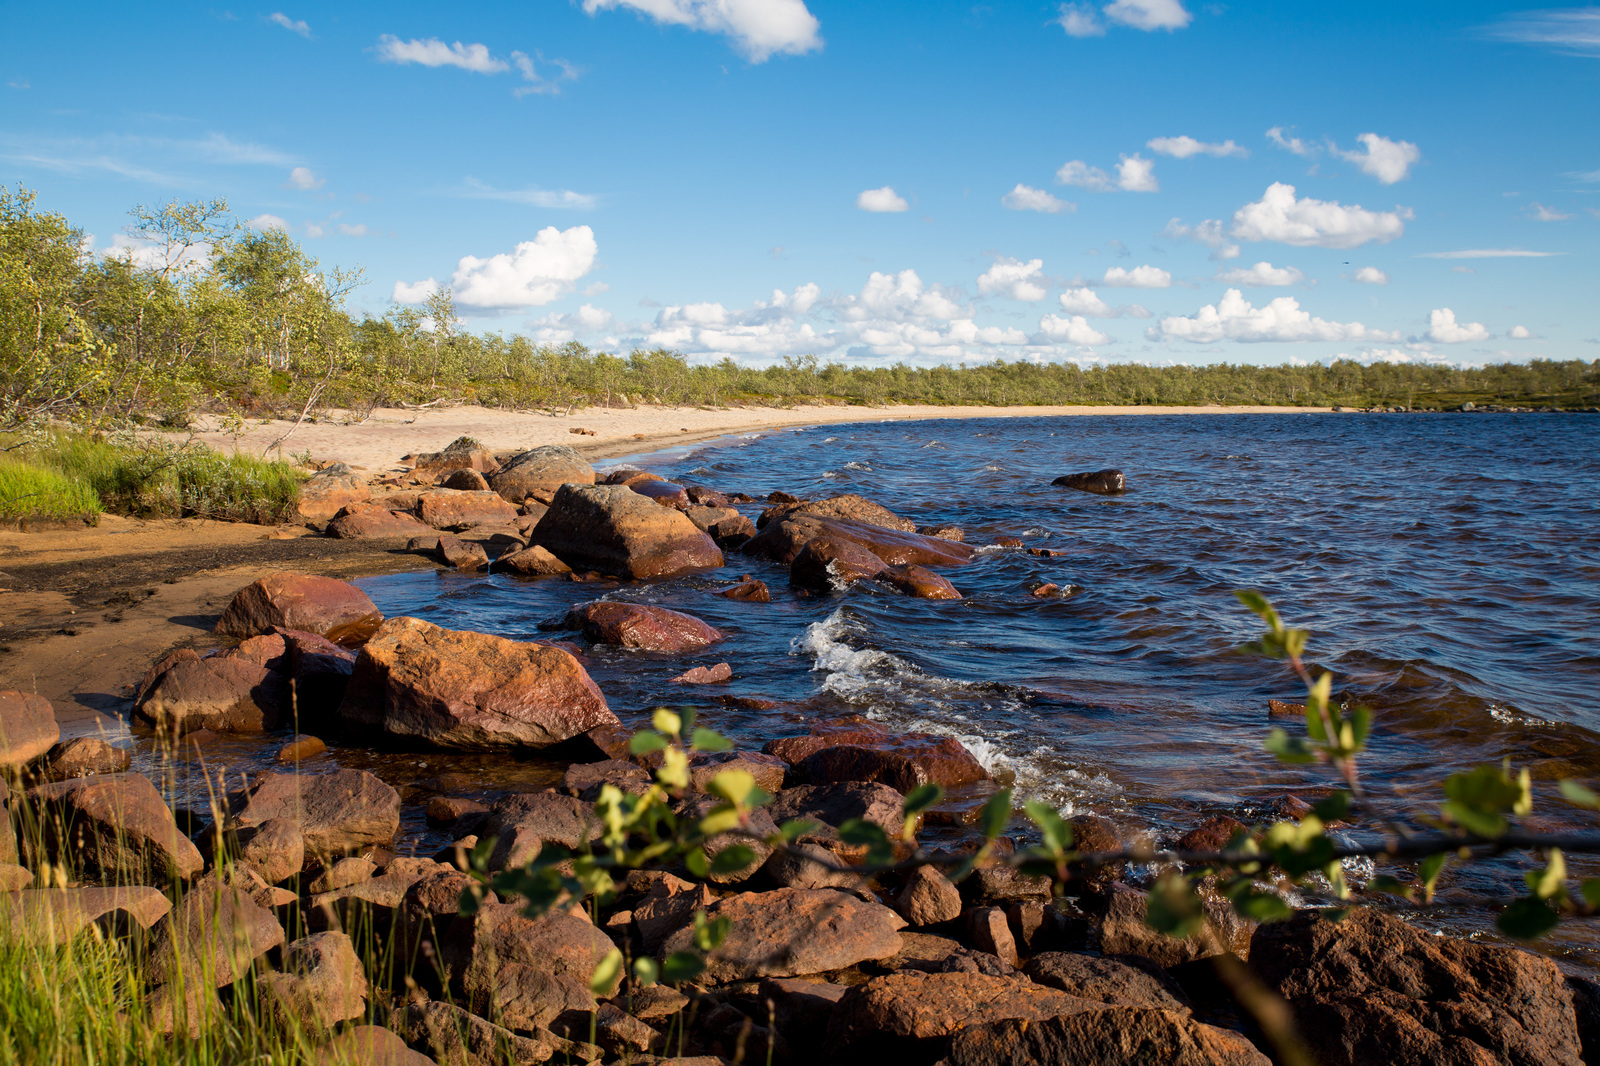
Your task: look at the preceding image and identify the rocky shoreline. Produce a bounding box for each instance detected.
[4,439,1599,1065]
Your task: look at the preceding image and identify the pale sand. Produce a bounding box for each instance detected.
[183,402,1335,472]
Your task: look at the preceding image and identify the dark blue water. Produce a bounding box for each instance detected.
[345,412,1600,961]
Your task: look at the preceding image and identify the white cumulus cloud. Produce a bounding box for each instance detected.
[843,269,964,321]
[1265,126,1314,157]
[1509,325,1537,339]
[268,12,311,37]
[582,0,822,62]
[419,225,600,309]
[376,35,509,73]
[392,278,439,303]
[978,257,1050,302]
[1102,264,1171,288]
[856,186,909,212]
[247,213,290,231]
[1162,217,1240,260]
[1058,288,1112,316]
[1104,0,1191,30]
[1001,183,1073,213]
[1230,183,1409,249]
[1426,308,1490,344]
[1352,266,1389,285]
[284,166,323,190]
[1153,289,1399,343]
[1336,133,1421,184]
[1215,261,1304,287]
[1147,135,1246,159]
[1057,154,1157,192]
[1054,4,1106,36]
[1037,314,1111,345]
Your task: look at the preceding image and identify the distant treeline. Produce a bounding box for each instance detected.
[4,185,1598,428]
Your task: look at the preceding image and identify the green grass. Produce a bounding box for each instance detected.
[0,456,101,521]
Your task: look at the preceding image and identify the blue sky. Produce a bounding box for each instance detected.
[3,0,1597,368]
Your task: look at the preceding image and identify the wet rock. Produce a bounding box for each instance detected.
[758,493,916,533]
[261,932,368,1030]
[444,900,615,1030]
[315,1025,439,1066]
[327,502,435,540]
[631,480,691,508]
[410,533,489,571]
[278,733,326,761]
[895,864,963,926]
[214,573,384,643]
[488,444,595,502]
[794,740,990,793]
[718,577,770,602]
[603,468,662,486]
[240,817,306,884]
[297,466,372,522]
[1025,952,1190,1010]
[394,1000,565,1066]
[661,888,905,982]
[414,489,520,532]
[686,505,756,547]
[946,1007,1270,1066]
[281,628,358,724]
[149,874,286,987]
[768,782,909,840]
[0,690,59,766]
[1052,468,1127,494]
[969,906,1019,966]
[1095,884,1253,966]
[26,772,204,882]
[414,436,500,476]
[563,759,651,802]
[878,563,962,599]
[0,885,170,940]
[688,749,787,795]
[1252,907,1582,1066]
[1175,815,1248,854]
[230,768,401,857]
[1031,582,1061,597]
[135,640,287,733]
[825,970,1094,1063]
[564,601,723,652]
[683,482,732,507]
[670,662,732,684]
[918,524,965,542]
[530,483,723,578]
[992,535,1025,548]
[44,735,129,778]
[440,468,490,491]
[424,795,488,827]
[789,535,888,591]
[495,544,572,576]
[340,616,616,750]
[744,513,973,568]
[1267,699,1305,718]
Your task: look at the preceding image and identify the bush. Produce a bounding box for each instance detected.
[0,456,101,520]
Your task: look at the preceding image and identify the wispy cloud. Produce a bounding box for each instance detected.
[1527,201,1573,221]
[375,35,579,94]
[582,0,822,62]
[1056,0,1193,38]
[1481,8,1600,56]
[0,131,295,187]
[267,12,311,38]
[454,176,597,209]
[1414,249,1563,258]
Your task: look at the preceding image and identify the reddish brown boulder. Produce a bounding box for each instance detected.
[443,900,614,1030]
[1251,907,1582,1066]
[229,768,401,856]
[767,782,909,841]
[631,480,690,508]
[395,1001,561,1066]
[26,772,203,882]
[918,524,965,542]
[134,642,287,733]
[215,573,383,643]
[410,533,489,571]
[480,791,603,870]
[0,690,59,767]
[297,466,371,522]
[562,759,651,802]
[240,817,305,884]
[688,749,787,795]
[413,436,500,476]
[340,617,617,750]
[530,484,723,578]
[0,886,170,940]
[327,502,435,540]
[488,445,595,502]
[440,468,490,491]
[44,736,130,778]
[261,931,368,1031]
[790,535,888,590]
[670,662,732,684]
[1175,815,1248,854]
[946,1008,1270,1066]
[895,864,962,926]
[758,493,916,532]
[148,874,286,988]
[718,577,771,602]
[315,1025,439,1066]
[879,564,962,599]
[281,628,357,723]
[686,505,757,547]
[563,601,723,652]
[414,489,519,531]
[1024,953,1190,1011]
[1095,884,1254,966]
[767,718,990,790]
[495,544,572,576]
[661,888,905,981]
[744,513,973,568]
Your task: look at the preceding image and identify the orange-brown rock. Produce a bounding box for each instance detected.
[758,493,915,532]
[495,544,572,576]
[602,468,663,487]
[686,505,756,547]
[683,482,732,507]
[530,484,723,578]
[297,465,371,522]
[488,445,595,502]
[215,573,383,643]
[563,601,723,652]
[630,480,690,508]
[745,513,972,568]
[326,502,434,540]
[134,641,288,733]
[26,772,204,882]
[440,468,490,491]
[718,576,771,602]
[766,717,990,790]
[879,563,962,599]
[0,690,59,767]
[790,535,888,591]
[670,662,732,684]
[281,628,357,723]
[414,489,519,531]
[413,436,500,475]
[229,768,401,855]
[1094,884,1254,966]
[946,1008,1270,1066]
[339,616,617,750]
[660,888,906,981]
[443,900,614,1030]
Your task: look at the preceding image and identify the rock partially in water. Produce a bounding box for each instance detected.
[281,628,357,724]
[214,573,383,644]
[0,690,58,767]
[767,717,990,790]
[758,493,916,533]
[790,535,888,591]
[277,733,327,761]
[230,768,401,857]
[918,524,966,542]
[489,445,595,502]
[630,479,691,508]
[563,601,723,652]
[718,576,771,602]
[1051,469,1127,495]
[746,513,973,568]
[495,544,571,576]
[409,533,489,571]
[42,736,128,779]
[25,772,204,883]
[945,1007,1270,1066]
[339,616,616,750]
[879,563,962,600]
[670,662,732,684]
[661,888,905,982]
[685,504,757,548]
[530,483,723,578]
[135,636,288,734]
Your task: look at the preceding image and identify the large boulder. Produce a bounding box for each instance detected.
[758,494,916,533]
[563,601,723,652]
[148,874,286,988]
[744,513,972,568]
[495,544,571,576]
[44,736,131,778]
[214,573,383,644]
[946,1007,1270,1066]
[281,628,358,725]
[1094,884,1254,967]
[442,900,615,1030]
[25,772,204,883]
[0,690,59,767]
[479,791,602,870]
[766,718,990,790]
[1024,952,1190,1011]
[529,484,723,578]
[134,636,288,734]
[297,465,371,522]
[660,888,905,982]
[229,769,401,856]
[1052,469,1126,495]
[327,502,435,540]
[413,489,519,531]
[1250,907,1583,1066]
[768,782,910,840]
[413,436,499,476]
[630,480,690,508]
[685,505,756,548]
[487,445,595,502]
[339,617,616,750]
[790,535,888,591]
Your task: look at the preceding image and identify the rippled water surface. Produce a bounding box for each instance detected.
[163,413,1600,961]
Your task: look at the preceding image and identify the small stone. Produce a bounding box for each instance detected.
[718,577,771,602]
[670,662,733,684]
[240,817,305,885]
[277,734,327,762]
[45,736,130,777]
[307,856,375,894]
[895,864,962,926]
[968,906,1019,967]
[424,795,488,827]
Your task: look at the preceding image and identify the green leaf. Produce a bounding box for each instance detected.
[1580,879,1600,908]
[1023,800,1072,854]
[589,947,624,995]
[708,844,758,875]
[1442,763,1531,838]
[1419,852,1449,903]
[980,790,1013,841]
[469,835,498,873]
[706,768,756,807]
[1527,849,1567,901]
[633,956,660,987]
[679,706,697,735]
[691,727,733,753]
[1234,589,1278,627]
[1311,791,1351,824]
[902,783,944,819]
[684,848,710,878]
[1264,728,1316,764]
[1497,897,1560,940]
[630,731,668,755]
[1349,704,1372,749]
[1145,873,1204,939]
[778,818,821,842]
[1232,890,1293,923]
[661,952,705,984]
[693,912,731,952]
[838,818,893,863]
[652,708,682,738]
[697,806,742,837]
[1560,780,1600,810]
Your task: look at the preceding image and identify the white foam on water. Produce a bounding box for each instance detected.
[821,470,839,479]
[823,436,839,442]
[842,461,871,471]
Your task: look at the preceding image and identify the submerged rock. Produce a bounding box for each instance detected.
[44,736,131,778]
[214,573,383,643]
[766,717,990,790]
[630,479,691,508]
[563,601,723,652]
[790,535,888,591]
[879,563,962,599]
[718,576,771,602]
[745,513,973,568]
[530,483,723,578]
[1052,469,1127,495]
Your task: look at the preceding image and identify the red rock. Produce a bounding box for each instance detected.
[489,445,595,502]
[1052,469,1126,494]
[767,718,990,790]
[1023,953,1189,1011]
[280,627,357,723]
[148,874,286,987]
[757,494,915,532]
[424,795,489,827]
[1031,583,1061,597]
[261,931,368,1030]
[530,484,723,578]
[26,772,204,882]
[229,768,401,856]
[1174,815,1247,854]
[326,502,434,540]
[718,576,770,602]
[411,533,489,571]
[297,466,371,522]
[277,734,326,761]
[686,504,757,547]
[767,782,910,840]
[969,906,1019,967]
[670,662,732,684]
[660,888,906,982]
[993,535,1025,548]
[631,480,690,508]
[790,535,888,590]
[564,601,723,652]
[44,736,130,778]
[412,436,500,476]
[0,690,59,766]
[879,563,962,599]
[1267,699,1305,718]
[603,469,663,486]
[946,1007,1270,1066]
[744,513,973,568]
[340,616,617,750]
[683,483,732,507]
[495,544,572,576]
[414,488,519,531]
[440,468,490,491]
[315,1025,438,1066]
[1,885,170,937]
[562,759,651,801]
[214,573,384,644]
[895,864,963,926]
[1028,547,1067,558]
[688,749,787,795]
[1094,884,1254,966]
[134,647,286,733]
[918,524,965,541]
[443,900,614,1030]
